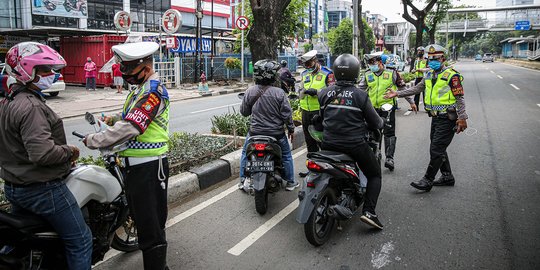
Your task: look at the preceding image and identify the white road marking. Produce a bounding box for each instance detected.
[537,104,540,108]
[404,111,412,116]
[490,70,495,74]
[190,103,241,114]
[371,241,396,269]
[227,199,300,256]
[510,84,520,90]
[497,75,503,79]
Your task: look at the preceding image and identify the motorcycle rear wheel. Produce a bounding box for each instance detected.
[111,216,139,252]
[254,188,268,215]
[304,188,336,246]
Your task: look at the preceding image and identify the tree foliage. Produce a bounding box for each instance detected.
[327,18,375,55]
[401,0,438,69]
[233,0,308,57]
[425,0,451,44]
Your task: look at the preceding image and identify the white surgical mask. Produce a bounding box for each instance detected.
[33,74,56,90]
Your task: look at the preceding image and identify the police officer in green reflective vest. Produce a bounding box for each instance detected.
[360,52,416,172]
[84,42,171,269]
[411,46,430,109]
[385,44,468,192]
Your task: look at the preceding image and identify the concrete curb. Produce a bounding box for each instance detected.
[166,126,306,204]
[497,59,540,71]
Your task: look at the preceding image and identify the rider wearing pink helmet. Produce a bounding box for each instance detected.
[0,42,92,269]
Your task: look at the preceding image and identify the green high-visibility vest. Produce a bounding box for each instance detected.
[120,82,170,157]
[299,67,332,111]
[424,68,462,112]
[365,70,397,109]
[415,59,427,78]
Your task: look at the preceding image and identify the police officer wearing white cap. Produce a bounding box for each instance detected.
[83,41,171,269]
[385,44,468,192]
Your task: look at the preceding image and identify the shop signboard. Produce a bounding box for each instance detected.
[0,36,33,54]
[114,11,132,31]
[169,37,212,53]
[162,9,182,34]
[32,0,88,19]
[166,37,178,49]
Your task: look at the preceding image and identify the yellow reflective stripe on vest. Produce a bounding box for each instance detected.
[299,71,328,111]
[424,69,461,112]
[365,70,397,109]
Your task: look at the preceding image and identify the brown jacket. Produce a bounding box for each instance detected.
[0,84,74,185]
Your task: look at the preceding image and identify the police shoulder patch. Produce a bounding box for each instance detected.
[441,71,451,81]
[367,74,375,82]
[425,71,432,80]
[316,74,323,81]
[383,72,390,79]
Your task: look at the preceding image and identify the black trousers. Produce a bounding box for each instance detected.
[321,142,382,214]
[413,77,423,108]
[302,109,320,153]
[426,116,456,179]
[124,158,169,251]
[376,108,396,138]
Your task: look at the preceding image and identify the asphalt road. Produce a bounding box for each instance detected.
[93,60,540,270]
[64,93,242,157]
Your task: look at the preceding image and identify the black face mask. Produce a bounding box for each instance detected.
[418,53,423,57]
[122,67,146,85]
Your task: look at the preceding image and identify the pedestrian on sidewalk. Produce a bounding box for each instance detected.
[111,61,123,94]
[84,57,97,91]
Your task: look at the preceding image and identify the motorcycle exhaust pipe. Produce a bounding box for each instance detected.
[327,205,354,220]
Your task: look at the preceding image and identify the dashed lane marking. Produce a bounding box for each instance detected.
[497,75,503,79]
[404,111,412,116]
[510,84,520,90]
[190,103,241,114]
[227,199,300,256]
[490,70,495,74]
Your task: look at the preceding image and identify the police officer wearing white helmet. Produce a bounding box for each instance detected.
[83,42,171,270]
[385,44,468,192]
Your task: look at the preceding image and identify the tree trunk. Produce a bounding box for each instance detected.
[247,0,292,62]
[358,2,368,54]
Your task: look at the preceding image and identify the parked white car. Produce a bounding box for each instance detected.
[0,64,65,97]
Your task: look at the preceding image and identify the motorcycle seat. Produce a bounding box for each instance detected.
[0,210,48,229]
[308,151,355,163]
[248,135,278,143]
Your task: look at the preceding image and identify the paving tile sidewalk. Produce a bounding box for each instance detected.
[48,82,250,119]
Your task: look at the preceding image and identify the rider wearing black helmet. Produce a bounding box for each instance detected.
[278,60,295,94]
[238,59,298,191]
[317,54,385,229]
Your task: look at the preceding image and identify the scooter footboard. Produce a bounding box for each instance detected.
[296,173,330,224]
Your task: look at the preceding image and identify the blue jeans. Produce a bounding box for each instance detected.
[240,133,295,183]
[4,181,93,270]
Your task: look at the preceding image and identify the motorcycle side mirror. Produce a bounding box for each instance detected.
[237,92,245,100]
[288,94,299,100]
[381,103,393,112]
[85,112,96,125]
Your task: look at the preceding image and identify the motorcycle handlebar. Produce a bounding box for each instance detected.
[72,131,85,139]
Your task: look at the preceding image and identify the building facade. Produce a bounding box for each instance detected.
[327,0,352,29]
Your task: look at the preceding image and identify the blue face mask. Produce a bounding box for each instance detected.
[428,60,442,70]
[369,64,380,73]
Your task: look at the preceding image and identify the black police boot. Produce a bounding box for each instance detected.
[410,177,433,191]
[143,244,168,270]
[384,137,397,171]
[411,156,442,192]
[433,156,455,186]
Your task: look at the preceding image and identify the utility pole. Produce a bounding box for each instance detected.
[211,0,214,81]
[195,0,203,83]
[352,0,359,59]
[240,0,245,83]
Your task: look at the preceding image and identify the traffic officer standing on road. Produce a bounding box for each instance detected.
[385,44,468,192]
[298,50,335,177]
[360,52,416,171]
[83,42,171,269]
[411,46,430,110]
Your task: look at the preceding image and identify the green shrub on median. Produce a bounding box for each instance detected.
[400,72,416,84]
[211,110,250,137]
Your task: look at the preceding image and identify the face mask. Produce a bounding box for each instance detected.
[428,60,442,70]
[33,74,56,90]
[122,67,146,85]
[418,53,423,57]
[369,64,380,73]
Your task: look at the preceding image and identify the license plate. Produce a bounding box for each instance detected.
[246,161,274,172]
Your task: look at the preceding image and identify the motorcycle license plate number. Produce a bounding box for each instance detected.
[246,161,274,172]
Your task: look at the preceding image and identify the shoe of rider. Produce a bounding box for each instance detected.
[238,59,296,190]
[0,42,93,269]
[285,181,300,191]
[360,211,384,230]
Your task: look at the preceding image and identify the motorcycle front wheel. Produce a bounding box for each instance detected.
[111,216,139,252]
[304,187,337,246]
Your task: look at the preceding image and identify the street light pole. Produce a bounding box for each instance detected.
[211,0,214,81]
[352,0,358,59]
[195,0,203,83]
[241,0,245,83]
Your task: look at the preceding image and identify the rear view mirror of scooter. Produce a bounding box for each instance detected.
[85,112,96,125]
